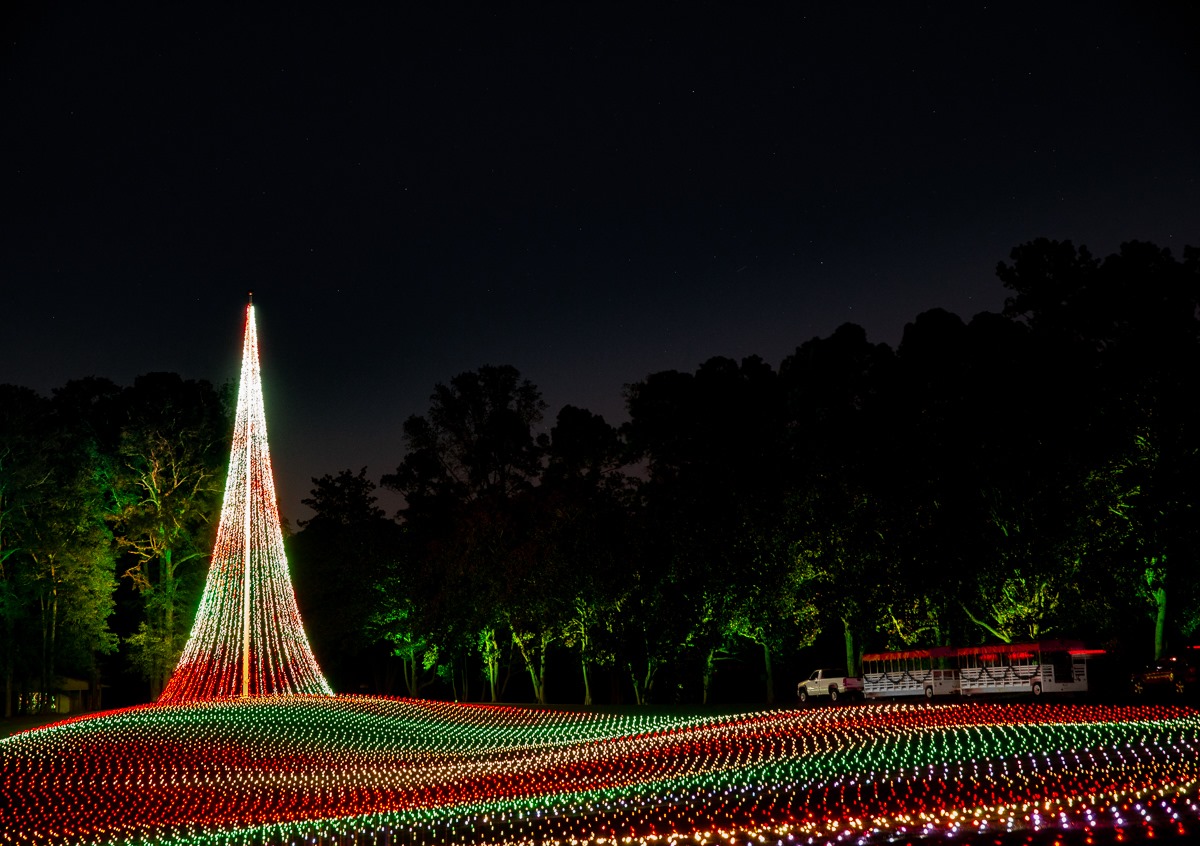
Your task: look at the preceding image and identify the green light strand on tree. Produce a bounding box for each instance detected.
[159,301,331,702]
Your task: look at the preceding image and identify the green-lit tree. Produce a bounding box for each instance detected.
[726,523,819,704]
[958,475,1094,645]
[24,438,117,711]
[785,478,886,674]
[0,386,51,715]
[542,406,634,704]
[383,365,546,702]
[110,373,228,699]
[999,239,1200,657]
[1,383,122,714]
[883,310,1098,647]
[780,324,895,672]
[615,546,691,705]
[386,365,545,508]
[364,587,436,697]
[293,467,406,694]
[625,356,788,702]
[1085,428,1195,658]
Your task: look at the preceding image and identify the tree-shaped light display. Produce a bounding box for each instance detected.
[159,301,332,702]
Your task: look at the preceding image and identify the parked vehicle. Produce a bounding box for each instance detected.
[1130,651,1197,696]
[859,646,959,700]
[796,668,863,703]
[861,640,1105,699]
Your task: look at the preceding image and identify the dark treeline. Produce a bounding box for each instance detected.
[296,238,1200,705]
[0,374,230,715]
[2,239,1198,711]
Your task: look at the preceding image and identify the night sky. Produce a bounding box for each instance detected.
[2,3,1197,521]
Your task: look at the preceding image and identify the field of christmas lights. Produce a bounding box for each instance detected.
[4,697,1200,846]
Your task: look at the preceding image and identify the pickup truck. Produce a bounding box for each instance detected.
[796,668,863,703]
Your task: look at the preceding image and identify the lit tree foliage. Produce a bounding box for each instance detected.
[726,524,820,704]
[1000,239,1200,657]
[0,385,51,715]
[24,439,118,711]
[111,373,228,699]
[625,355,790,702]
[294,468,405,694]
[5,236,1198,709]
[542,406,632,705]
[387,365,546,508]
[1,383,120,714]
[383,365,548,703]
[780,324,895,675]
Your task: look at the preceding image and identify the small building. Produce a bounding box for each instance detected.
[25,677,92,714]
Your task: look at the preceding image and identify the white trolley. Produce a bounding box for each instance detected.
[863,640,1103,699]
[862,646,960,700]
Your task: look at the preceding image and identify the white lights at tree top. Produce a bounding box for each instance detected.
[159,302,331,703]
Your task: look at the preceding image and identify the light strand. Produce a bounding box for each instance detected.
[160,303,331,703]
[3,698,1199,845]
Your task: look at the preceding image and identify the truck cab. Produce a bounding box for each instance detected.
[796,668,863,703]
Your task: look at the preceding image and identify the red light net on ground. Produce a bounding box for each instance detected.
[3,698,1199,845]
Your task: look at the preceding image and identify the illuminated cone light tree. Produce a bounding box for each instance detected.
[159,300,332,702]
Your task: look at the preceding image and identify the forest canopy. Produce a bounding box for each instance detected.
[2,238,1198,711]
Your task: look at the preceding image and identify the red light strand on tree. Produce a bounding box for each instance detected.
[159,303,332,703]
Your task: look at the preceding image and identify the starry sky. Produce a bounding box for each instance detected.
[2,3,1197,521]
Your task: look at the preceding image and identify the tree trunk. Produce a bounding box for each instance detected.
[38,597,45,713]
[91,665,102,711]
[702,647,716,705]
[513,632,546,705]
[1153,585,1168,659]
[150,593,168,701]
[843,619,857,678]
[526,645,541,704]
[498,645,513,701]
[480,628,500,702]
[573,602,594,705]
[762,642,775,705]
[960,601,1012,644]
[50,583,58,711]
[402,651,418,697]
[3,607,12,717]
[629,656,658,705]
[536,636,547,705]
[160,548,176,698]
[39,583,51,714]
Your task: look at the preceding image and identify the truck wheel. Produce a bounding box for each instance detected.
[829,687,839,703]
[1031,682,1042,696]
[924,686,934,700]
[798,688,808,704]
